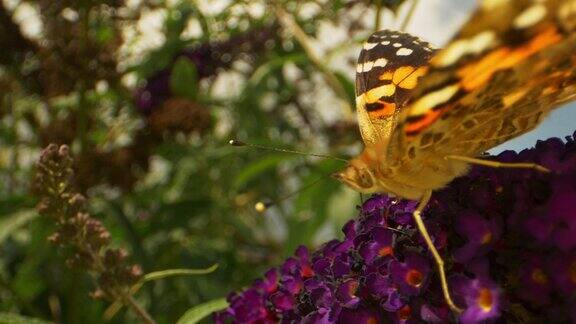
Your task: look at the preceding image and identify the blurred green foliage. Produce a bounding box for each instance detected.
[0,0,415,322]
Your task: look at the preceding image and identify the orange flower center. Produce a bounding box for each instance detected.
[481,232,492,244]
[398,305,411,320]
[477,288,494,312]
[378,246,393,257]
[531,268,548,285]
[367,317,378,324]
[348,280,359,296]
[301,264,314,278]
[569,261,576,284]
[406,269,423,287]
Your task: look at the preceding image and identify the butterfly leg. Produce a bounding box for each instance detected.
[413,190,463,313]
[445,155,550,173]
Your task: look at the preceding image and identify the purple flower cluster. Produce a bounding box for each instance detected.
[216,132,576,323]
[135,25,278,115]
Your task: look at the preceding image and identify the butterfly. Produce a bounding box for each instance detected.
[333,0,576,312]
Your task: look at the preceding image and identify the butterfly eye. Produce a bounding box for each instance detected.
[358,169,374,188]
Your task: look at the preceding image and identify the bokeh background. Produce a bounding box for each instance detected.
[0,0,574,323]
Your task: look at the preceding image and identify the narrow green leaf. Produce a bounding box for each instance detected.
[143,264,219,282]
[104,264,220,319]
[176,298,228,324]
[170,57,199,100]
[0,313,52,324]
[0,209,38,244]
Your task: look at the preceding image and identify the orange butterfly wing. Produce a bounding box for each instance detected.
[389,0,576,162]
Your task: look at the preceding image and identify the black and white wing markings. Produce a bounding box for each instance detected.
[355,30,437,146]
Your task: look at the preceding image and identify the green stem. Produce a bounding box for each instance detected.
[7,93,17,194]
[123,295,156,324]
[274,5,354,119]
[400,0,419,31]
[77,84,89,154]
[374,0,383,32]
[77,7,90,153]
[190,0,211,41]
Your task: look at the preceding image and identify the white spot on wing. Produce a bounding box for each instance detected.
[356,64,364,73]
[396,48,413,56]
[434,31,496,67]
[365,84,396,99]
[373,58,388,67]
[409,85,460,116]
[393,43,402,47]
[381,40,391,45]
[435,40,468,67]
[363,42,379,50]
[362,60,375,72]
[468,31,496,52]
[513,4,547,29]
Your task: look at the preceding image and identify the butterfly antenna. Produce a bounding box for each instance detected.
[229,139,348,162]
[254,176,327,213]
[229,139,348,213]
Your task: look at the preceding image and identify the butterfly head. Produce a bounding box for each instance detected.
[332,150,381,193]
[332,164,379,193]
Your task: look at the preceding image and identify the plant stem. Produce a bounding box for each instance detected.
[123,295,156,324]
[273,5,354,119]
[86,240,155,323]
[374,0,383,32]
[399,0,419,31]
[7,93,17,194]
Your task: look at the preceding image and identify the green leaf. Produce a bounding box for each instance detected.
[0,313,53,324]
[170,57,198,100]
[176,298,228,324]
[104,264,219,319]
[128,39,186,77]
[0,209,38,244]
[143,264,219,282]
[233,153,297,189]
[95,25,115,44]
[12,253,46,301]
[166,4,193,38]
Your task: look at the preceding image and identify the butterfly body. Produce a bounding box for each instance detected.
[331,0,575,311]
[336,144,470,200]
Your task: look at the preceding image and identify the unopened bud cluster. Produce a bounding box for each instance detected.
[33,144,142,300]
